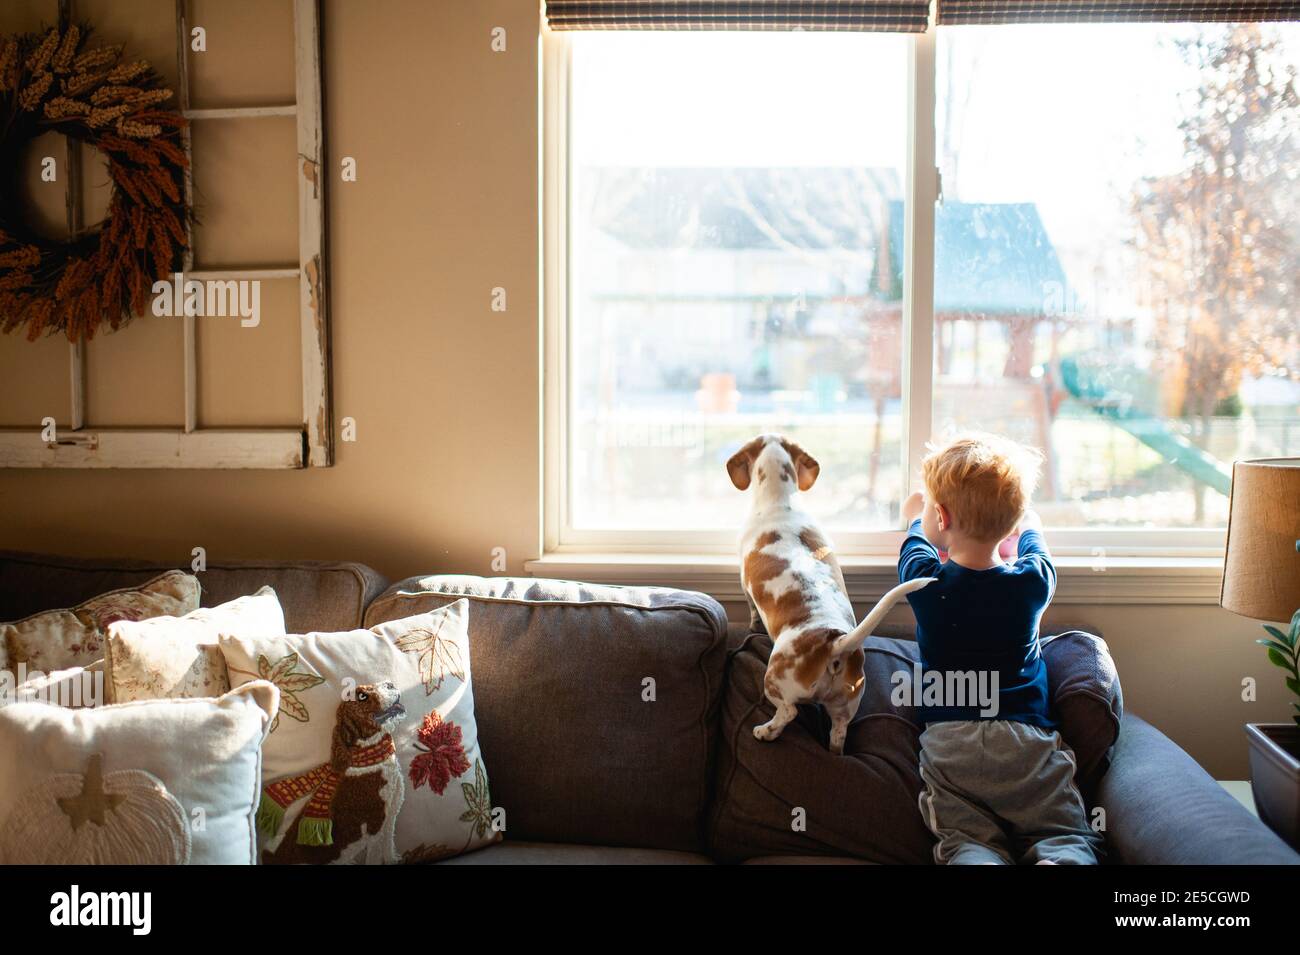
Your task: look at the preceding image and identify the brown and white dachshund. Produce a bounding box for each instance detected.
[728,434,933,754]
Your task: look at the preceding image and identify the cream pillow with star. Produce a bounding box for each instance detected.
[0,681,278,864]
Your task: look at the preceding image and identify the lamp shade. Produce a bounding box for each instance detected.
[1221,457,1300,623]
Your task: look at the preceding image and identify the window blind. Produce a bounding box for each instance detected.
[544,1,933,32]
[936,0,1300,24]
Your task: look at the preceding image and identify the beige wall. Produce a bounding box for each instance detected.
[0,1,1290,778]
[0,0,542,579]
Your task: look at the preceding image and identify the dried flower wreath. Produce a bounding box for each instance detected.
[0,24,188,343]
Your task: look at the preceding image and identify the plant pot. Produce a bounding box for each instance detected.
[1245,723,1300,849]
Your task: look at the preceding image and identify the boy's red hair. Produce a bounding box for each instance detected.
[921,433,1043,542]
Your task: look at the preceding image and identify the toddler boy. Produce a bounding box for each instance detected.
[899,433,1101,865]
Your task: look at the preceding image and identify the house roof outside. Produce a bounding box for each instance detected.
[582,166,899,251]
[581,166,1071,316]
[881,199,1070,316]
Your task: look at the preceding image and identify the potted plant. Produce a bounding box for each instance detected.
[1248,609,1300,849]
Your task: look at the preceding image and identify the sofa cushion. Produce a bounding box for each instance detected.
[710,627,1121,862]
[0,551,387,634]
[364,575,729,853]
[1096,714,1300,864]
[709,632,937,864]
[1040,630,1123,793]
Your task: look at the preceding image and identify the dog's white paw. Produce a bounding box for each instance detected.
[753,722,779,742]
[829,727,847,754]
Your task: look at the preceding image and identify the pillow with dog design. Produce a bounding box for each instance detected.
[106,586,285,703]
[218,600,500,865]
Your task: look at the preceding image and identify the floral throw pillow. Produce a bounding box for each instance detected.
[2,571,200,676]
[106,586,285,703]
[218,600,499,865]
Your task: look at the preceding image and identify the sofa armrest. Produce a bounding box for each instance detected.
[1097,714,1299,864]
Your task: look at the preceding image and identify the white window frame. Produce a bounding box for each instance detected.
[541,26,1231,564]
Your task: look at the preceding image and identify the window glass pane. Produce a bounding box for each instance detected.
[936,24,1300,528]
[568,33,909,532]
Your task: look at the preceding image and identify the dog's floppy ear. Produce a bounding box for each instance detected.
[726,438,763,491]
[781,438,820,491]
[330,705,359,773]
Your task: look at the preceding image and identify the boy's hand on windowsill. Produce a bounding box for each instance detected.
[1018,508,1044,533]
[902,491,925,526]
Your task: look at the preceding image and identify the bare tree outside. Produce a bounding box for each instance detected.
[1134,25,1300,519]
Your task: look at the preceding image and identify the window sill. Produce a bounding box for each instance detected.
[524,552,1225,605]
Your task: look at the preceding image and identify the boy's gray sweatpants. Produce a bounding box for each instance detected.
[918,720,1102,865]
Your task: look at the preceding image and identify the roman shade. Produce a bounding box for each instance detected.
[544,1,932,32]
[936,0,1300,23]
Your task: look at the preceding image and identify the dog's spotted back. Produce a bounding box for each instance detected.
[728,434,933,754]
[729,435,855,642]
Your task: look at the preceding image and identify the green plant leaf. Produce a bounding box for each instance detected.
[1264,625,1295,649]
[1287,677,1300,697]
[1257,638,1296,660]
[1267,647,1297,674]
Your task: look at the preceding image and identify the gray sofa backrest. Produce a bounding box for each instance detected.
[365,574,730,853]
[0,551,387,634]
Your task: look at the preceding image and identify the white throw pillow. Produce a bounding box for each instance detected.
[218,600,499,865]
[1,570,200,674]
[0,681,279,864]
[106,586,285,703]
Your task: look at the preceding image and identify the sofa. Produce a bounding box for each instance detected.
[2,550,1296,865]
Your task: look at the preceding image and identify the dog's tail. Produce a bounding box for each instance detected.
[831,577,936,657]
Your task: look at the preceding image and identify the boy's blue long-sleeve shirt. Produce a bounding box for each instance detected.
[899,519,1056,728]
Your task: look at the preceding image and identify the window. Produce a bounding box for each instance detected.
[935,23,1300,530]
[547,23,1300,553]
[564,32,910,542]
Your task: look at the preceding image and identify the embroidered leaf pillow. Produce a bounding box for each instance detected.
[217,600,500,865]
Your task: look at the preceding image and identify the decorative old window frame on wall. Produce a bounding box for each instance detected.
[0,0,331,469]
